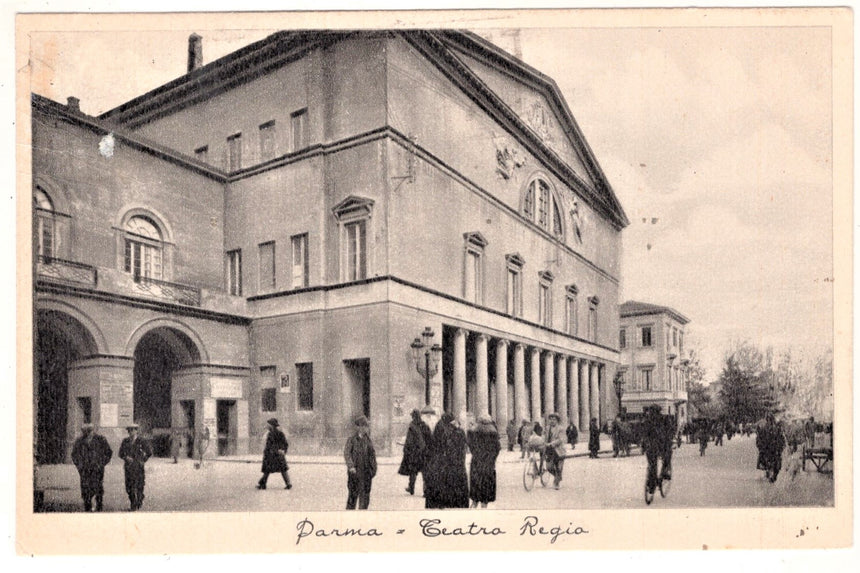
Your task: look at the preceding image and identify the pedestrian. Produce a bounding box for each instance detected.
[424,411,469,509]
[118,423,152,511]
[756,413,786,483]
[257,418,292,490]
[543,413,566,489]
[611,417,621,457]
[70,423,112,512]
[467,414,501,508]
[505,418,518,452]
[195,425,210,468]
[344,415,377,510]
[697,424,709,456]
[588,417,600,458]
[804,416,816,448]
[398,408,430,495]
[169,427,188,464]
[641,406,673,495]
[565,420,578,450]
[517,419,530,458]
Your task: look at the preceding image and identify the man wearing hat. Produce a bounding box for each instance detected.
[118,423,153,511]
[343,415,377,509]
[544,413,566,489]
[70,423,113,512]
[257,418,292,490]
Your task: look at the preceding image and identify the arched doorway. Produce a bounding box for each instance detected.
[35,310,98,464]
[132,327,200,456]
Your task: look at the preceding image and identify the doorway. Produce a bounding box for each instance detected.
[216,400,236,456]
[344,358,370,420]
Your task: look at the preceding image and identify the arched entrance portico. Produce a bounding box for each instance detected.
[36,309,99,463]
[132,326,201,456]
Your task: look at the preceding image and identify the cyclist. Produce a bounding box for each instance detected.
[641,405,674,496]
[543,413,566,489]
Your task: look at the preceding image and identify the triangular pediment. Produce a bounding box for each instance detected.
[332,195,375,219]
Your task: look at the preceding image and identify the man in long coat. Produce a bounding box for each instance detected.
[257,418,292,490]
[467,414,501,508]
[118,423,152,511]
[424,412,469,509]
[344,415,377,509]
[588,417,601,458]
[505,418,518,452]
[641,406,674,494]
[398,409,430,495]
[70,423,112,512]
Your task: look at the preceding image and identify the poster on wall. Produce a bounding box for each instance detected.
[99,403,118,428]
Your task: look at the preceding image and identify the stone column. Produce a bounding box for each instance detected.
[495,339,509,429]
[590,361,600,427]
[557,355,568,423]
[569,358,580,429]
[475,333,489,417]
[453,328,467,417]
[579,359,589,430]
[530,347,541,421]
[513,343,526,422]
[543,351,555,415]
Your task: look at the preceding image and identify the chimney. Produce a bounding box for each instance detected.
[188,33,203,73]
[66,96,80,113]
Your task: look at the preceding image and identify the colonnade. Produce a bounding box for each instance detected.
[450,328,610,432]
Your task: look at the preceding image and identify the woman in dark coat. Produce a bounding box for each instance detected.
[257,418,292,490]
[467,414,501,508]
[588,417,600,458]
[398,409,430,495]
[424,412,469,509]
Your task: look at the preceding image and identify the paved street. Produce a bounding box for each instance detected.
[34,434,833,513]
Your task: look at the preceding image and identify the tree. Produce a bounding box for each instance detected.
[717,341,776,424]
[685,349,711,418]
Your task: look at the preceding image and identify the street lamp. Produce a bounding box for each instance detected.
[613,371,625,417]
[410,326,442,407]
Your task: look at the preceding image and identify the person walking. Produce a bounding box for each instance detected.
[344,415,377,509]
[398,409,430,495]
[544,413,566,489]
[565,420,578,451]
[118,423,152,511]
[756,413,786,483]
[698,423,709,456]
[517,419,530,459]
[257,418,292,490]
[611,417,621,457]
[641,406,674,495]
[505,418,518,453]
[424,412,469,509]
[588,417,600,459]
[195,425,210,468]
[467,414,501,508]
[70,423,112,512]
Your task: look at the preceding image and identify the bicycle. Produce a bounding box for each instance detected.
[522,447,551,491]
[644,469,671,504]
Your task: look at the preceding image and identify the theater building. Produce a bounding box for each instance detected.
[32,30,628,460]
[617,301,690,423]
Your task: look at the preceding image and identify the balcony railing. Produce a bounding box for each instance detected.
[36,256,98,287]
[134,275,201,307]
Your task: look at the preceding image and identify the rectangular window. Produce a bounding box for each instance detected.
[588,306,598,342]
[226,249,242,296]
[227,133,242,171]
[344,221,367,281]
[673,328,678,347]
[259,121,276,162]
[619,328,627,349]
[679,332,684,355]
[291,233,309,289]
[260,366,277,412]
[506,268,521,317]
[296,362,313,411]
[566,294,578,336]
[291,108,308,151]
[124,240,162,281]
[641,326,653,347]
[464,250,481,303]
[538,283,551,327]
[641,368,653,391]
[194,145,209,163]
[258,241,276,292]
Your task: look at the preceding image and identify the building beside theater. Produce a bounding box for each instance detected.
[32,30,628,461]
[617,300,690,423]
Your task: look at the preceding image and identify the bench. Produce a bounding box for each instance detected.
[802,446,833,473]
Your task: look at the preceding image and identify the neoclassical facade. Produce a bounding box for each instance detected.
[617,301,690,423]
[32,30,628,460]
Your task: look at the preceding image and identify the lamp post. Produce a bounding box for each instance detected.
[613,371,625,418]
[410,327,442,407]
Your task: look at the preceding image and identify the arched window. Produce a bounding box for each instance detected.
[33,186,55,259]
[522,176,564,239]
[124,215,163,281]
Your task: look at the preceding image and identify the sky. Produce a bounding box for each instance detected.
[25,17,838,383]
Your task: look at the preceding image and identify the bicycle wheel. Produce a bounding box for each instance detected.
[523,458,537,491]
[644,483,655,505]
[659,477,671,497]
[540,465,552,487]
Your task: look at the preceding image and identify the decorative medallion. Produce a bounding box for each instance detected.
[493,134,527,180]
